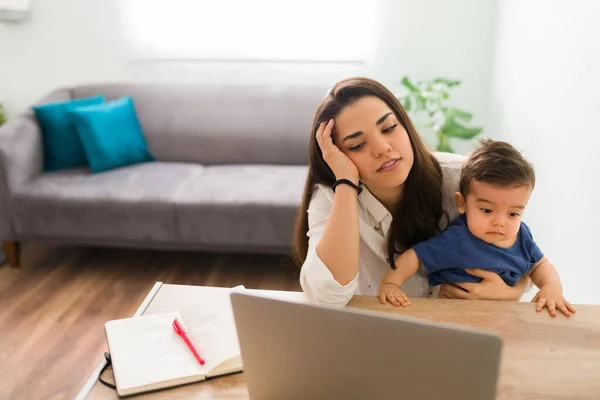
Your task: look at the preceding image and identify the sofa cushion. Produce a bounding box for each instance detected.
[31,95,105,171]
[69,96,154,173]
[71,84,327,166]
[10,162,307,250]
[174,165,308,251]
[11,162,204,242]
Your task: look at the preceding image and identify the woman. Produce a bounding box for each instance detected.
[293,77,530,307]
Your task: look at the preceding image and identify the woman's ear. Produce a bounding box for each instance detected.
[454,192,466,214]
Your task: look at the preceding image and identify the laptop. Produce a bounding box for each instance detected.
[230,292,502,400]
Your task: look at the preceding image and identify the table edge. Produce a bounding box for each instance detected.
[74,281,164,400]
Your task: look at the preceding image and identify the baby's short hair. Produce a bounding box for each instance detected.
[459,139,535,196]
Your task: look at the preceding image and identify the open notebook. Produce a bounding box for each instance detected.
[104,287,244,396]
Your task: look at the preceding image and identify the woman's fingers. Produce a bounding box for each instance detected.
[464,268,501,282]
[323,119,334,139]
[314,118,359,182]
[315,121,325,146]
[439,283,474,300]
[454,282,475,293]
[315,120,334,149]
[321,120,335,151]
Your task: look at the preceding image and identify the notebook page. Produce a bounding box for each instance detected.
[105,312,207,395]
[180,288,242,375]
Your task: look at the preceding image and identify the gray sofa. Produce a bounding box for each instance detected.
[0,83,327,266]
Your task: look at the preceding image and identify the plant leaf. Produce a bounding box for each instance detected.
[420,90,439,99]
[0,105,7,126]
[432,120,445,132]
[403,96,412,111]
[401,76,418,92]
[441,119,482,139]
[444,108,472,122]
[415,95,426,111]
[434,78,461,87]
[436,142,454,153]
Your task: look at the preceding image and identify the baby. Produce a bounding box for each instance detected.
[379,139,575,317]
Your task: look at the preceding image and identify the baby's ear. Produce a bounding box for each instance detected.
[453,192,466,214]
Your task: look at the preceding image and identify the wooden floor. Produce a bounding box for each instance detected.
[0,243,301,400]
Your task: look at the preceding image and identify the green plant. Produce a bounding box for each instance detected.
[396,76,482,153]
[0,104,7,126]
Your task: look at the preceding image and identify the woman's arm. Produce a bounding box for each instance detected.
[316,184,360,285]
[300,186,358,307]
[438,269,531,301]
[312,119,362,286]
[299,185,360,307]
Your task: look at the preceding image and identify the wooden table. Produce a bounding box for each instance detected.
[80,283,600,400]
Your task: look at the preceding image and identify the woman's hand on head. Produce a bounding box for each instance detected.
[315,119,359,184]
[438,269,529,301]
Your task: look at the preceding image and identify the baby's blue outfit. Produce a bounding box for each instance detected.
[412,214,544,286]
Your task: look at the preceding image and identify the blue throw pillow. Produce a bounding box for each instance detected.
[32,95,105,171]
[69,96,154,173]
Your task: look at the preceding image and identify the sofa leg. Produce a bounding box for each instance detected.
[3,241,21,268]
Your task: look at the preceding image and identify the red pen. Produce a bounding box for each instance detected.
[172,317,205,365]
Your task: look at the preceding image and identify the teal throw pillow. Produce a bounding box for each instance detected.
[32,95,105,171]
[69,96,154,173]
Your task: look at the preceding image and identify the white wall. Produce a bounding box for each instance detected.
[373,0,499,154]
[491,0,600,304]
[0,0,497,153]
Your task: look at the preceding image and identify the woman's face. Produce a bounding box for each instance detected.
[334,96,414,190]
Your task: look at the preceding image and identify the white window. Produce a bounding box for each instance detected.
[121,0,379,63]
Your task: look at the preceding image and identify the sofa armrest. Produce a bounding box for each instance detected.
[0,88,71,239]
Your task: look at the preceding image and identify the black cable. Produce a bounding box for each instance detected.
[98,352,117,390]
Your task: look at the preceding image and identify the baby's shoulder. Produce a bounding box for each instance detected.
[445,215,470,235]
[518,221,537,243]
[420,216,467,247]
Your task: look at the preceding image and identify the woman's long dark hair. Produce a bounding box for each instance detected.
[292,77,447,269]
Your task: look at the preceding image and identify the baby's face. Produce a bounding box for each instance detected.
[455,180,533,248]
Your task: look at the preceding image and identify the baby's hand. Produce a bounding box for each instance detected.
[379,283,411,307]
[532,283,576,317]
